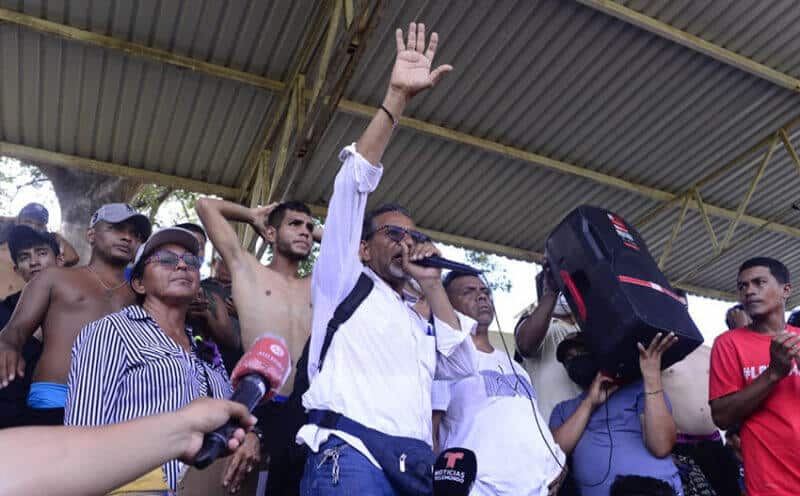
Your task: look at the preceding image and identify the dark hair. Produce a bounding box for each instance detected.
[443,271,477,290]
[362,204,412,240]
[175,223,207,243]
[674,288,687,299]
[739,257,790,284]
[9,235,60,265]
[267,201,312,228]
[610,475,676,496]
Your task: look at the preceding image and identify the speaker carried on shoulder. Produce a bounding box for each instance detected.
[546,205,703,380]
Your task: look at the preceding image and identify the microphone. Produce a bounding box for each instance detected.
[413,256,482,275]
[433,448,477,496]
[193,334,291,469]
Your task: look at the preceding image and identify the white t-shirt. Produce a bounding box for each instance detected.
[433,348,565,496]
[520,318,582,423]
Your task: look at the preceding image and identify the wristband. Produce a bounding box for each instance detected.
[380,104,399,128]
[645,389,664,395]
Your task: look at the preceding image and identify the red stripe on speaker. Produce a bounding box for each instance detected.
[560,270,587,321]
[618,275,683,303]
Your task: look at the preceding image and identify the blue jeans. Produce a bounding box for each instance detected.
[300,437,396,495]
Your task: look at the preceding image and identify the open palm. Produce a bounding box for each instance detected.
[390,23,452,99]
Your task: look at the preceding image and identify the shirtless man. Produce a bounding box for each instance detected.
[0,203,150,425]
[0,203,79,299]
[196,199,319,493]
[662,291,741,496]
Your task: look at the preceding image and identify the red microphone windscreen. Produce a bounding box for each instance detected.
[231,333,291,400]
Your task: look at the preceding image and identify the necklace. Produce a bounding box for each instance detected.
[85,265,127,298]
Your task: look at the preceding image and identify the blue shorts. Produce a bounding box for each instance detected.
[27,382,68,409]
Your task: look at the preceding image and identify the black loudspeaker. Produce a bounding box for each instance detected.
[545,205,703,380]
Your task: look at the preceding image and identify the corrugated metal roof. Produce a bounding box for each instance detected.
[1,0,800,304]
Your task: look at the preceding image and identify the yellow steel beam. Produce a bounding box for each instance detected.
[720,135,777,249]
[8,4,799,239]
[236,1,333,198]
[335,100,800,239]
[635,113,800,228]
[309,0,344,114]
[0,7,284,93]
[0,141,240,199]
[576,0,800,92]
[658,195,689,270]
[692,189,719,251]
[343,0,355,27]
[267,81,300,203]
[779,128,800,175]
[276,0,386,201]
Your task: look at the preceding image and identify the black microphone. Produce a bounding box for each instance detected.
[413,256,482,275]
[433,448,477,496]
[192,374,268,469]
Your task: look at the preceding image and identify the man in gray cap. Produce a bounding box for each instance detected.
[0,203,150,425]
[0,203,79,300]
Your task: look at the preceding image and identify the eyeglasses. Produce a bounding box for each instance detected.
[373,225,431,244]
[146,250,202,270]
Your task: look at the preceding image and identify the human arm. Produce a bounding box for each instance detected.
[638,333,678,458]
[195,198,274,273]
[431,379,450,453]
[550,374,619,455]
[53,232,80,266]
[516,265,559,357]
[709,331,800,429]
[0,397,256,496]
[356,23,452,166]
[0,269,54,386]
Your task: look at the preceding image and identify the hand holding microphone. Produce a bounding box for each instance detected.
[193,334,291,469]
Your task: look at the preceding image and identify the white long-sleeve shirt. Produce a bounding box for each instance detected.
[297,144,478,466]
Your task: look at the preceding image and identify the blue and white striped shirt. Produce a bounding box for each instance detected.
[65,305,233,490]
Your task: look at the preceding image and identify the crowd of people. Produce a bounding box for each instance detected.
[0,22,798,496]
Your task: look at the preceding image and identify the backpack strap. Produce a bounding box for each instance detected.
[318,273,374,371]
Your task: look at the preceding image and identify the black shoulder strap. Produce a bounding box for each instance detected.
[318,273,374,371]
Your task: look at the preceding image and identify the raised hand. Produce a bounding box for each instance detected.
[250,203,279,240]
[389,23,453,103]
[638,332,678,380]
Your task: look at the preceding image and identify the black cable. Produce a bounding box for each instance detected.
[581,390,614,488]
[480,273,565,471]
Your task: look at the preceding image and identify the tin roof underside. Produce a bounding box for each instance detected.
[1,0,800,304]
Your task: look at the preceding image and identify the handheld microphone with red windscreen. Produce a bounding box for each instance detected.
[193,334,291,469]
[433,448,477,496]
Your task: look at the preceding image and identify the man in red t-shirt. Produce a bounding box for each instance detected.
[709,257,800,495]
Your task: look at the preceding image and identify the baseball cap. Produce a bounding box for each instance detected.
[17,203,49,226]
[90,203,152,240]
[7,225,60,264]
[130,227,201,278]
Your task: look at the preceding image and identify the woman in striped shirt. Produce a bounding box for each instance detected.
[65,227,255,492]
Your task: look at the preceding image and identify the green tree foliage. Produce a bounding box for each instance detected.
[465,250,513,292]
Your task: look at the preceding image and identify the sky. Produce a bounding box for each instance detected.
[1,157,737,344]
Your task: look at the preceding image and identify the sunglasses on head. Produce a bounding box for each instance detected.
[373,224,431,244]
[146,250,202,270]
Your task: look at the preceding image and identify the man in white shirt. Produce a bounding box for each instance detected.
[515,266,582,423]
[433,272,566,496]
[297,23,478,495]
